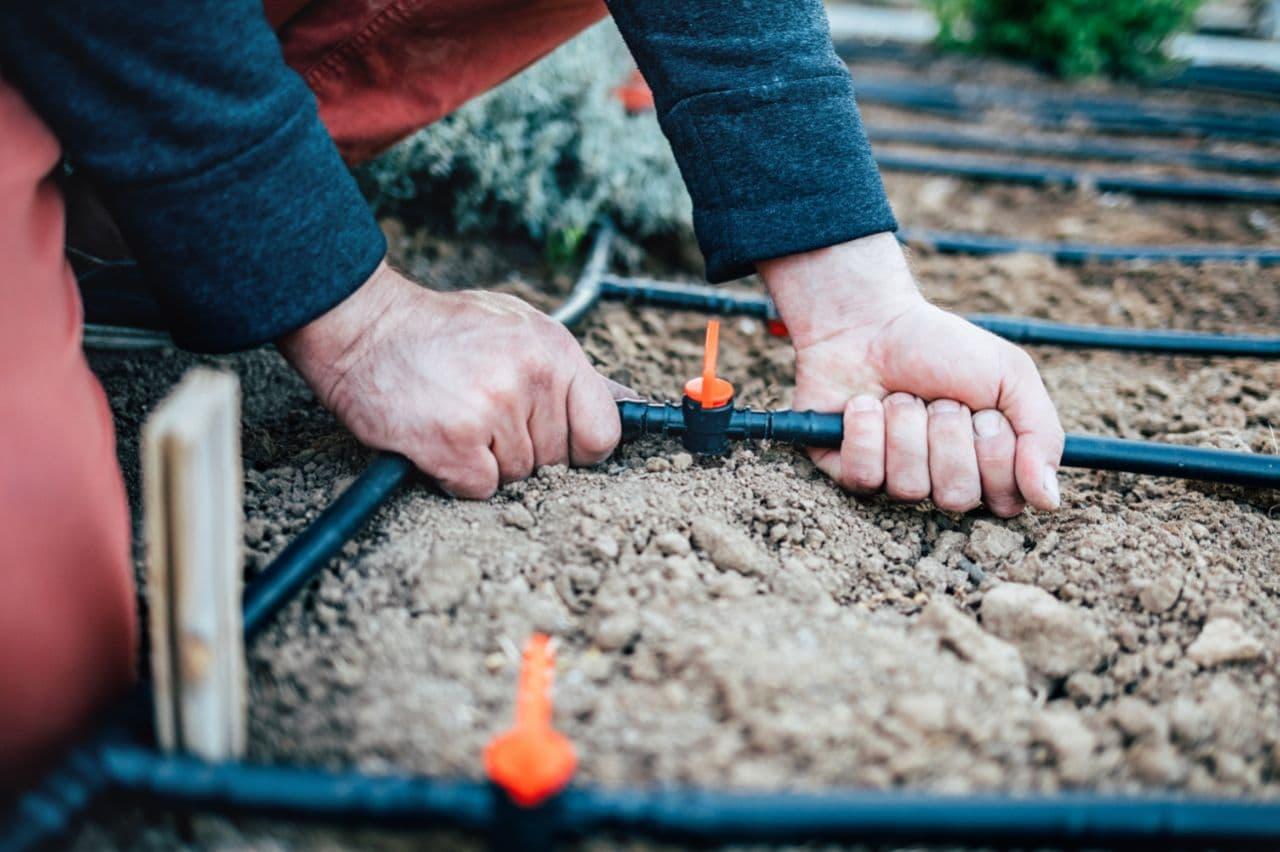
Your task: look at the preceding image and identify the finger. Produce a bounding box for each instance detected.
[927,399,981,512]
[840,394,885,493]
[489,418,536,485]
[972,409,1023,517]
[528,389,570,469]
[884,393,930,502]
[567,369,621,467]
[999,348,1066,511]
[422,447,501,500]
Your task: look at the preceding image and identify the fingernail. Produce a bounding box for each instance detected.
[929,399,962,415]
[1042,464,1061,509]
[973,409,1002,438]
[851,394,880,412]
[886,393,917,407]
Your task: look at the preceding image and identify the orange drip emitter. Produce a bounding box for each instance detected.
[679,320,737,454]
[683,319,735,409]
[484,634,577,808]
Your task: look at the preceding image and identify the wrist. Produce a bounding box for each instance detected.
[757,232,924,348]
[277,259,408,393]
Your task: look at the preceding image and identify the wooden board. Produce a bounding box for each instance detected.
[142,368,246,761]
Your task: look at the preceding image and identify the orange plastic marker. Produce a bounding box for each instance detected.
[613,68,655,114]
[483,634,577,807]
[683,319,735,408]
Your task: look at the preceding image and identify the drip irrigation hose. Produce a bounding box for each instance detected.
[834,41,1280,101]
[898,228,1280,265]
[872,151,1280,203]
[87,746,1280,850]
[99,746,493,832]
[241,452,415,639]
[854,77,1280,140]
[618,401,1280,490]
[599,276,1280,358]
[557,786,1280,849]
[867,126,1280,176]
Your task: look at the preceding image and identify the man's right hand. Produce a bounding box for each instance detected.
[278,263,623,499]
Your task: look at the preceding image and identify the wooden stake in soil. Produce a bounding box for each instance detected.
[143,368,247,761]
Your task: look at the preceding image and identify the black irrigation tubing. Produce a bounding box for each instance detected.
[832,40,1280,101]
[898,227,1280,265]
[90,744,1280,850]
[868,125,1280,175]
[872,150,1280,203]
[618,401,1280,490]
[599,275,1280,358]
[854,77,1280,140]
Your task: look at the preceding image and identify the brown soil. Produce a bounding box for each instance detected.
[72,49,1280,852]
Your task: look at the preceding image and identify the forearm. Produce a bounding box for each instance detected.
[0,1,385,353]
[607,0,897,282]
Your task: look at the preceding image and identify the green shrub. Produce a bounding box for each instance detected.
[357,22,690,255]
[926,0,1206,78]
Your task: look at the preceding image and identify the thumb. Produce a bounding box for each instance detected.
[604,376,645,403]
[1000,348,1066,511]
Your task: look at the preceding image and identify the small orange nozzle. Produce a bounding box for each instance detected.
[483,634,577,807]
[684,319,734,408]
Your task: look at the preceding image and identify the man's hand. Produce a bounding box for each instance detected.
[278,263,622,499]
[759,233,1064,517]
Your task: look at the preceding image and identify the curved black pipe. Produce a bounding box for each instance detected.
[899,228,1280,265]
[242,452,414,640]
[867,126,1280,176]
[619,401,1280,490]
[873,151,1280,203]
[599,276,1280,358]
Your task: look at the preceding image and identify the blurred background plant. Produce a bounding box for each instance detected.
[357,22,689,259]
[925,0,1208,78]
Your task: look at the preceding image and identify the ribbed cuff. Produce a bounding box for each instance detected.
[659,72,897,283]
[108,107,386,353]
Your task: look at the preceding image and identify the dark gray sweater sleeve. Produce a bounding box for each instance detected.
[0,2,386,353]
[608,1,897,282]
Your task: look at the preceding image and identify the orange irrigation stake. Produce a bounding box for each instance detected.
[483,634,577,807]
[684,319,735,408]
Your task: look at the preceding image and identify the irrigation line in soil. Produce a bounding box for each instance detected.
[95,745,1280,850]
[599,276,1280,357]
[618,402,1280,490]
[867,126,1280,176]
[854,77,1280,140]
[873,150,1280,203]
[898,227,1280,265]
[833,41,1280,102]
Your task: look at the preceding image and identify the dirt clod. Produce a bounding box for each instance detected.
[981,583,1106,681]
[1187,619,1264,668]
[500,503,535,529]
[690,517,775,578]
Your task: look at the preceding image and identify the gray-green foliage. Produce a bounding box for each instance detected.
[357,22,691,251]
